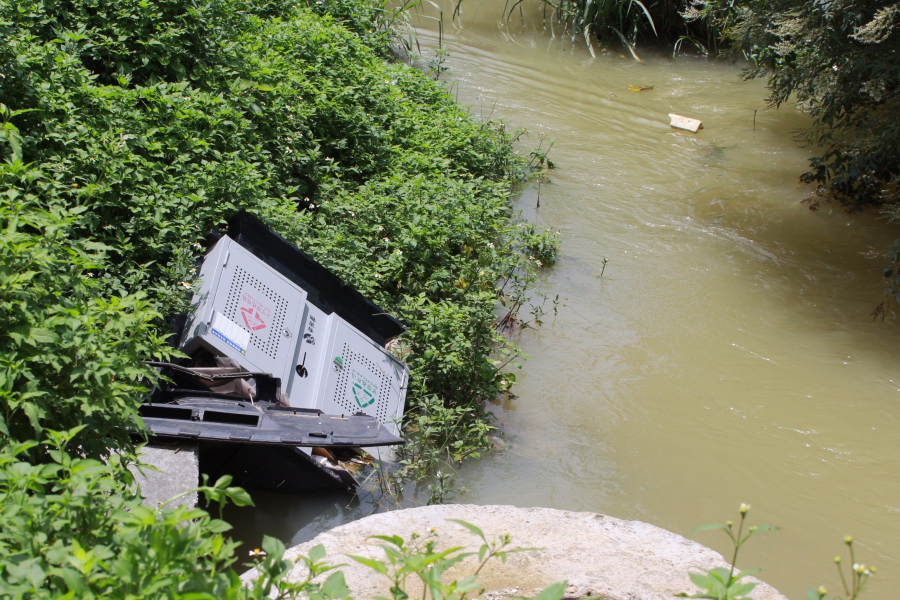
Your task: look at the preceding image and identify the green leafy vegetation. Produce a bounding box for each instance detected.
[0,426,564,599]
[0,0,557,459]
[347,519,554,600]
[678,504,777,600]
[455,0,708,55]
[0,429,258,599]
[0,0,561,595]
[0,201,172,460]
[682,505,876,600]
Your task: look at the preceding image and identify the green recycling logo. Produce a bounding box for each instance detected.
[349,367,379,409]
[351,382,375,408]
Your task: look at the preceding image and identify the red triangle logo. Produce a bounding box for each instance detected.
[241,306,267,331]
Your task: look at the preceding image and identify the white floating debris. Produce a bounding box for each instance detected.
[668,113,703,133]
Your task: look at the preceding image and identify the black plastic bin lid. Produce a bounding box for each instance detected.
[226,210,405,347]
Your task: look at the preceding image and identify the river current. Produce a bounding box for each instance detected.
[228,5,900,598]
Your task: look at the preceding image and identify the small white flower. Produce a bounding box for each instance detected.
[487,242,494,248]
[378,225,384,231]
[179,282,191,289]
[383,236,390,242]
[349,211,355,216]
[375,273,381,278]
[249,548,267,557]
[833,65,839,72]
[396,250,403,255]
[536,260,542,267]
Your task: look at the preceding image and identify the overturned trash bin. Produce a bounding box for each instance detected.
[141,210,409,493]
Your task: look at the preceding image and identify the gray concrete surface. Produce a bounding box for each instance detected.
[241,504,788,600]
[129,442,200,509]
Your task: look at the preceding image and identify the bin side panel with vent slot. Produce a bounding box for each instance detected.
[180,238,306,386]
[286,302,331,409]
[317,318,408,436]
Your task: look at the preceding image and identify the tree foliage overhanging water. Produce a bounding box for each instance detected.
[482,0,900,302]
[495,0,899,215]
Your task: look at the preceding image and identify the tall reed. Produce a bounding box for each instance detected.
[451,0,716,56]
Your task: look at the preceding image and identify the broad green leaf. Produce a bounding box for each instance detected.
[309,543,327,562]
[371,534,405,547]
[321,571,350,598]
[225,486,254,506]
[732,568,762,579]
[447,518,486,541]
[727,580,758,598]
[513,581,567,600]
[689,572,714,588]
[348,555,388,575]
[689,524,730,534]
[213,474,233,488]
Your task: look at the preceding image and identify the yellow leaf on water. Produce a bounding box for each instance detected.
[628,85,654,92]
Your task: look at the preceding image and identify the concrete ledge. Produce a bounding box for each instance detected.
[241,504,787,600]
[129,442,200,509]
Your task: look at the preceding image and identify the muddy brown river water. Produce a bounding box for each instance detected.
[228,5,900,598]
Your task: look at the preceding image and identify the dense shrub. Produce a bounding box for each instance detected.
[0,0,558,456]
[0,428,362,599]
[0,0,558,595]
[0,197,171,460]
[0,432,238,599]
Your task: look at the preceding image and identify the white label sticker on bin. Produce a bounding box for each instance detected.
[210,311,250,355]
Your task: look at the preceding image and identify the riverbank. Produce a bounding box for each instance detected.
[1,0,558,471]
[0,0,558,595]
[240,504,788,600]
